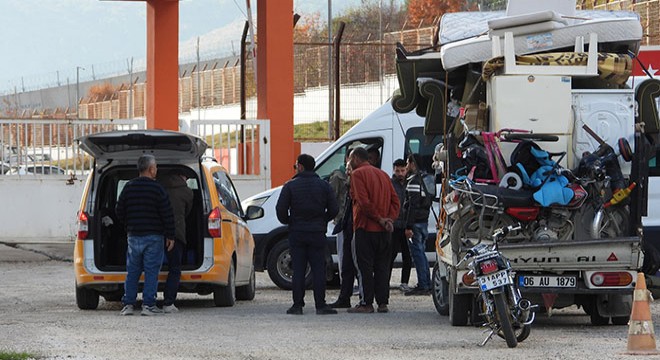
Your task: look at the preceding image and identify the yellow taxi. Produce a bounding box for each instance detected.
[74,130,263,309]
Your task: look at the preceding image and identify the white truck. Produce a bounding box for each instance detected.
[393,3,660,326]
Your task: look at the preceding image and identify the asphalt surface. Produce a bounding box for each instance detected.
[1,242,659,360]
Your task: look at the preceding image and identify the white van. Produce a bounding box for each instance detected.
[242,101,442,289]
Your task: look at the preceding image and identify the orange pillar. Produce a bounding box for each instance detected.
[257,0,294,187]
[146,0,179,130]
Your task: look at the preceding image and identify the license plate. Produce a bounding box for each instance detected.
[518,275,577,288]
[477,270,511,291]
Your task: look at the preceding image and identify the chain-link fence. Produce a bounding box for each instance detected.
[6,1,659,142]
[577,0,660,46]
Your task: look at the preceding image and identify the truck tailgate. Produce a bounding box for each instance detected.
[499,237,643,271]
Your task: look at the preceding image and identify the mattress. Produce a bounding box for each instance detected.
[439,10,639,45]
[440,17,642,71]
[488,10,567,30]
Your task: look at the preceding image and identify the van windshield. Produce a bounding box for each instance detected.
[403,127,442,174]
[315,138,384,180]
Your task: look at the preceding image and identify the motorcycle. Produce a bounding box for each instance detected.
[444,122,633,248]
[458,223,535,348]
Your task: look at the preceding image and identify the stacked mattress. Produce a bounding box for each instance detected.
[436,10,642,71]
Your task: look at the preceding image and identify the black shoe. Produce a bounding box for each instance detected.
[404,287,431,296]
[328,299,351,308]
[286,306,303,315]
[377,304,389,313]
[316,306,338,315]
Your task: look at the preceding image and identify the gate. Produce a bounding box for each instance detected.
[189,118,271,191]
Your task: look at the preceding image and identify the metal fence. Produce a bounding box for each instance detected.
[0,119,143,176]
[0,118,269,180]
[189,119,270,178]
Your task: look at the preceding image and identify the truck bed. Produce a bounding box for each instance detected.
[499,237,643,271]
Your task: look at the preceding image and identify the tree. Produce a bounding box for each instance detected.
[407,0,470,28]
[333,0,406,40]
[87,83,115,101]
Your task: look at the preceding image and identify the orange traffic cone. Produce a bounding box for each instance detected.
[626,273,659,355]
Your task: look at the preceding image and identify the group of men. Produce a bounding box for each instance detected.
[276,147,434,315]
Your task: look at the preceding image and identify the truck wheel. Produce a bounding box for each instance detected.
[213,262,236,307]
[590,312,610,326]
[236,264,256,301]
[611,315,630,325]
[448,270,470,326]
[432,263,449,315]
[586,296,610,325]
[76,284,99,310]
[266,239,312,290]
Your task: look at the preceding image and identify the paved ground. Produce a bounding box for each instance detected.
[0,243,659,360]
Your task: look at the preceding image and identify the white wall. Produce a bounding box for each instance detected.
[180,75,398,124]
[0,176,86,242]
[0,174,280,242]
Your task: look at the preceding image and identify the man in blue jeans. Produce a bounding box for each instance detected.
[403,153,432,296]
[160,171,193,314]
[116,154,175,316]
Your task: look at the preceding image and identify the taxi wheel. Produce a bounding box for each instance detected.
[213,262,236,307]
[76,284,99,310]
[236,265,256,301]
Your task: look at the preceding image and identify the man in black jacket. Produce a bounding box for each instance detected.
[159,171,193,313]
[389,158,412,292]
[403,153,432,296]
[276,154,339,315]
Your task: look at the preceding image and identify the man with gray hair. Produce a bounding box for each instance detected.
[116,154,175,316]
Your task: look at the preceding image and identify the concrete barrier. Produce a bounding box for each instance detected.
[0,175,269,242]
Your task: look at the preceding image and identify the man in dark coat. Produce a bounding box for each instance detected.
[276,153,339,315]
[159,171,193,313]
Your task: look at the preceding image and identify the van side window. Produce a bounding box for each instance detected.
[315,138,384,180]
[213,171,241,216]
[404,127,442,174]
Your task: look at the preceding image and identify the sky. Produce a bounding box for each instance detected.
[0,0,393,94]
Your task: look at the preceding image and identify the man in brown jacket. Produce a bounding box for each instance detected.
[347,147,399,314]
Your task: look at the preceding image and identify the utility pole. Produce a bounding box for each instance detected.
[379,0,383,104]
[76,66,85,117]
[127,57,134,119]
[197,36,201,122]
[328,0,333,139]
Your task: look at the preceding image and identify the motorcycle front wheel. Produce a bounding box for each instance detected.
[493,292,518,348]
[478,294,531,343]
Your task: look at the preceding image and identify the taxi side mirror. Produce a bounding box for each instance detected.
[244,205,264,221]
